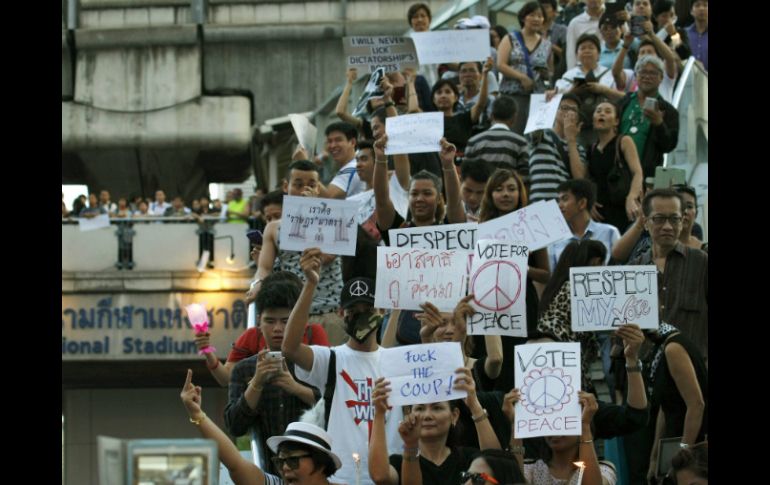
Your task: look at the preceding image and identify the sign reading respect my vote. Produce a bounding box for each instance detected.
[411,30,490,64]
[380,342,466,406]
[374,247,468,311]
[344,36,418,73]
[514,342,581,439]
[569,265,659,331]
[385,112,443,155]
[477,200,570,251]
[279,196,361,256]
[467,240,529,337]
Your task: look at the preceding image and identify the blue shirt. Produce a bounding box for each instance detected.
[548,219,620,271]
[599,44,632,70]
[685,24,708,71]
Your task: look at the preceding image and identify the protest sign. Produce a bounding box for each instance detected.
[388,222,478,251]
[374,247,468,311]
[344,36,418,73]
[279,196,360,256]
[476,200,570,251]
[347,175,408,225]
[385,112,443,155]
[352,67,386,118]
[569,265,659,330]
[524,94,563,134]
[514,342,582,438]
[79,213,111,232]
[411,30,490,64]
[380,342,466,406]
[288,114,317,159]
[466,240,529,337]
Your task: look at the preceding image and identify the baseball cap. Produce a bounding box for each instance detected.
[340,277,375,309]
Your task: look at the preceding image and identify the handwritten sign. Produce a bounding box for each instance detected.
[79,213,111,232]
[411,30,490,65]
[467,240,529,337]
[380,342,466,406]
[347,175,408,225]
[385,112,443,155]
[344,36,418,73]
[514,342,582,438]
[288,114,317,159]
[389,222,478,251]
[524,94,563,134]
[569,265,659,331]
[279,196,361,256]
[374,247,468,311]
[477,200,571,251]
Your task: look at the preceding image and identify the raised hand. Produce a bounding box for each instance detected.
[193,332,212,352]
[452,294,474,341]
[300,248,322,285]
[398,412,423,447]
[439,137,457,167]
[372,377,393,415]
[453,367,479,408]
[502,388,522,424]
[614,323,644,362]
[181,369,204,419]
[416,301,445,343]
[346,67,358,84]
[578,391,598,424]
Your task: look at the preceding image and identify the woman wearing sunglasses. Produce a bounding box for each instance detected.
[368,367,502,485]
[181,369,342,485]
[461,448,527,484]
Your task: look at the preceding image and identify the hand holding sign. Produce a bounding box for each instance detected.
[439,137,457,167]
[372,377,393,414]
[578,390,598,425]
[300,248,322,285]
[614,323,644,362]
[451,294,474,341]
[502,388,522,424]
[416,301,446,343]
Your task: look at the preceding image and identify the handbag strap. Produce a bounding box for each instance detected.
[513,31,535,80]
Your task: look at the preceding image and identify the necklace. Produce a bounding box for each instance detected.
[624,96,648,135]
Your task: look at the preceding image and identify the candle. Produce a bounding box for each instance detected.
[185,303,216,354]
[573,461,585,485]
[352,453,361,485]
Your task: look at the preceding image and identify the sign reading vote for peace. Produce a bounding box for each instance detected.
[411,30,490,65]
[279,196,361,256]
[344,36,418,73]
[514,342,582,439]
[467,240,529,337]
[374,247,468,311]
[389,222,478,251]
[477,200,570,251]
[385,112,444,155]
[380,342,466,406]
[569,265,659,331]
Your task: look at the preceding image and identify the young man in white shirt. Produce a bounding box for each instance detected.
[566,0,605,69]
[282,262,403,485]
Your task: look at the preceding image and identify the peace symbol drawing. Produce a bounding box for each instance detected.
[350,280,370,297]
[470,260,522,311]
[520,368,573,416]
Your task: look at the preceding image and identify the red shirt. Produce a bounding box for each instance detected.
[227,324,330,363]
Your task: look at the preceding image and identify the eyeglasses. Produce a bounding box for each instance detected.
[459,471,500,485]
[558,105,578,112]
[650,214,683,226]
[271,454,312,470]
[637,69,662,78]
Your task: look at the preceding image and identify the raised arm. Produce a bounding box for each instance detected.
[456,367,502,450]
[617,324,648,410]
[281,249,321,371]
[502,389,526,474]
[470,57,494,124]
[613,32,634,90]
[402,68,421,114]
[335,68,364,128]
[611,215,646,263]
[620,135,644,221]
[562,112,587,179]
[193,333,233,387]
[253,220,279,297]
[373,135,397,230]
[368,378,401,485]
[643,28,678,80]
[665,342,706,445]
[577,392,605,485]
[439,138,466,223]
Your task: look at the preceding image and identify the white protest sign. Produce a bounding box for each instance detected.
[569,265,659,331]
[288,114,317,159]
[347,175,408,225]
[380,342,466,406]
[467,240,529,337]
[477,200,571,251]
[279,196,360,256]
[374,247,468,311]
[385,112,443,155]
[411,30,490,65]
[78,213,111,232]
[524,94,563,134]
[389,222,478,251]
[344,36,418,73]
[514,342,582,438]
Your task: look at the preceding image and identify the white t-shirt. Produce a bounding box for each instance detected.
[331,159,366,198]
[347,174,408,225]
[295,345,404,485]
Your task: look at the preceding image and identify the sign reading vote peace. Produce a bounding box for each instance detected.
[466,240,529,337]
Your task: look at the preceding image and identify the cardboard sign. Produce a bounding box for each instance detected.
[569,265,659,331]
[524,94,563,134]
[344,36,418,73]
[79,213,111,232]
[467,240,529,337]
[411,30,490,65]
[385,112,444,155]
[388,222,478,251]
[288,114,317,159]
[374,247,468,311]
[514,342,582,438]
[380,342,467,406]
[279,196,361,256]
[477,200,571,251]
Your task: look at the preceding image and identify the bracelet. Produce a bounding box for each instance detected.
[626,360,643,373]
[509,445,525,455]
[579,439,594,444]
[189,412,207,426]
[375,159,388,164]
[207,359,220,370]
[403,454,419,462]
[384,101,396,108]
[472,409,488,423]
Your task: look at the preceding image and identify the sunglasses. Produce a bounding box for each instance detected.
[271,454,312,470]
[459,471,500,485]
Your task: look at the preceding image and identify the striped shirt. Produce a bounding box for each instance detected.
[464,124,530,179]
[527,130,587,203]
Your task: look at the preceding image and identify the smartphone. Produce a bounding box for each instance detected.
[572,76,587,87]
[247,229,263,246]
[643,97,658,111]
[265,351,282,361]
[392,86,406,105]
[630,15,647,37]
[653,167,686,189]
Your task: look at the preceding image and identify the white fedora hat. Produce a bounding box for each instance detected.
[266,422,342,471]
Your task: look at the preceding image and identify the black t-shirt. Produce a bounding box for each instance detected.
[455,391,510,450]
[444,111,475,154]
[389,446,475,485]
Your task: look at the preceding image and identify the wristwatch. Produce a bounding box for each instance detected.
[625,360,643,373]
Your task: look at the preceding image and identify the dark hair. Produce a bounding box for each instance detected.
[518,1,544,27]
[407,3,431,25]
[642,188,684,216]
[287,159,320,177]
[324,121,357,141]
[469,449,527,485]
[491,95,518,122]
[356,139,374,154]
[256,272,302,315]
[431,79,460,110]
[409,170,446,222]
[557,178,597,212]
[670,443,708,480]
[478,169,528,222]
[458,61,483,73]
[259,189,284,212]
[539,240,607,315]
[491,25,509,44]
[560,92,583,110]
[371,106,387,124]
[673,184,698,211]
[538,0,557,10]
[575,33,601,53]
[278,441,337,478]
[460,160,493,184]
[653,0,676,17]
[638,38,661,56]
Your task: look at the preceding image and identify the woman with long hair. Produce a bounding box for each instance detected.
[461,448,527,485]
